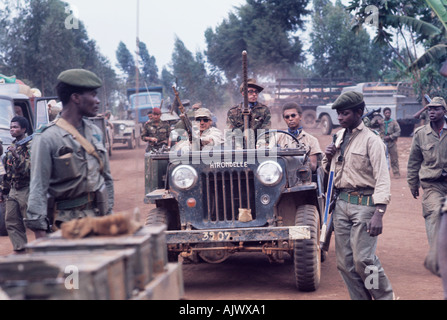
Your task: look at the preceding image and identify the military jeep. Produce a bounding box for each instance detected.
[144,131,328,292]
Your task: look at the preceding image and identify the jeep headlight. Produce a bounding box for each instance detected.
[171,165,198,190]
[119,124,126,131]
[257,161,283,186]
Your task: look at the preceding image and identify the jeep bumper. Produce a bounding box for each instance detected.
[166,226,310,245]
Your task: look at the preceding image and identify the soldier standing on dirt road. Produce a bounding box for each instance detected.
[24,69,114,239]
[407,96,447,275]
[0,117,32,252]
[381,107,401,178]
[323,91,394,300]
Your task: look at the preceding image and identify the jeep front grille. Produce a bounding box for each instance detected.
[202,170,256,223]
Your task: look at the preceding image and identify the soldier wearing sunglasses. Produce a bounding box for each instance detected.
[174,108,222,152]
[276,102,322,172]
[226,79,271,148]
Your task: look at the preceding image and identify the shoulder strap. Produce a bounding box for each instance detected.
[55,118,104,173]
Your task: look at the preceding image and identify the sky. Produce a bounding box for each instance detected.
[65,0,247,73]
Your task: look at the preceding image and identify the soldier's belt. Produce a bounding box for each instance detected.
[56,193,96,211]
[338,191,375,207]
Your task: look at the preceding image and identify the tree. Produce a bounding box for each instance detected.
[347,0,447,98]
[170,37,223,111]
[310,0,395,81]
[138,41,159,86]
[205,0,310,82]
[116,41,137,86]
[0,0,118,103]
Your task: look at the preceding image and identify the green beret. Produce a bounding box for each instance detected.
[332,91,365,111]
[57,69,102,89]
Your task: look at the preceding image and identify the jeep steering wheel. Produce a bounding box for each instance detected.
[258,130,303,149]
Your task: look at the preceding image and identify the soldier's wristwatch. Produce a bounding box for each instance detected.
[378,209,385,213]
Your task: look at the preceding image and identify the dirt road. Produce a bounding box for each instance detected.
[0,128,444,300]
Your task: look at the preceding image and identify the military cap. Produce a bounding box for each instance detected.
[240,79,264,93]
[332,91,365,111]
[195,108,213,120]
[152,107,161,115]
[57,69,102,89]
[427,97,447,109]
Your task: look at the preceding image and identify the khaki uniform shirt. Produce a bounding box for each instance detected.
[276,130,322,156]
[322,121,391,205]
[407,120,447,189]
[25,118,114,231]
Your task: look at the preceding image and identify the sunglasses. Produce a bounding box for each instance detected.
[247,90,259,95]
[197,118,211,123]
[284,114,298,120]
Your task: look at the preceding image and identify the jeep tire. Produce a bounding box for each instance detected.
[294,204,321,292]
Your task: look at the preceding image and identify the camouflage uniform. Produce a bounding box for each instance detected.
[226,102,271,148]
[141,120,171,152]
[1,138,32,251]
[379,118,401,177]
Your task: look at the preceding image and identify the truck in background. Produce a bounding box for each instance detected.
[316,82,422,136]
[271,78,355,128]
[110,87,164,150]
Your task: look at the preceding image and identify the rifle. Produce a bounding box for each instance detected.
[320,134,337,251]
[172,86,194,143]
[424,94,432,104]
[5,134,33,154]
[16,134,33,147]
[242,51,252,148]
[362,107,382,121]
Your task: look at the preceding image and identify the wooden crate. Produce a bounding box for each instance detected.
[26,227,155,290]
[0,249,135,300]
[132,263,184,300]
[137,225,168,274]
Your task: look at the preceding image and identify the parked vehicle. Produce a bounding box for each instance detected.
[271,78,355,128]
[316,82,422,136]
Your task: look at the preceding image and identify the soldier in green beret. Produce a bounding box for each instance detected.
[323,91,394,300]
[25,69,114,238]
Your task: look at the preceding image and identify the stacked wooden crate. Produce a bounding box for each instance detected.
[0,225,184,300]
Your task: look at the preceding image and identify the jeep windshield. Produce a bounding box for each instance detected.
[0,98,14,146]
